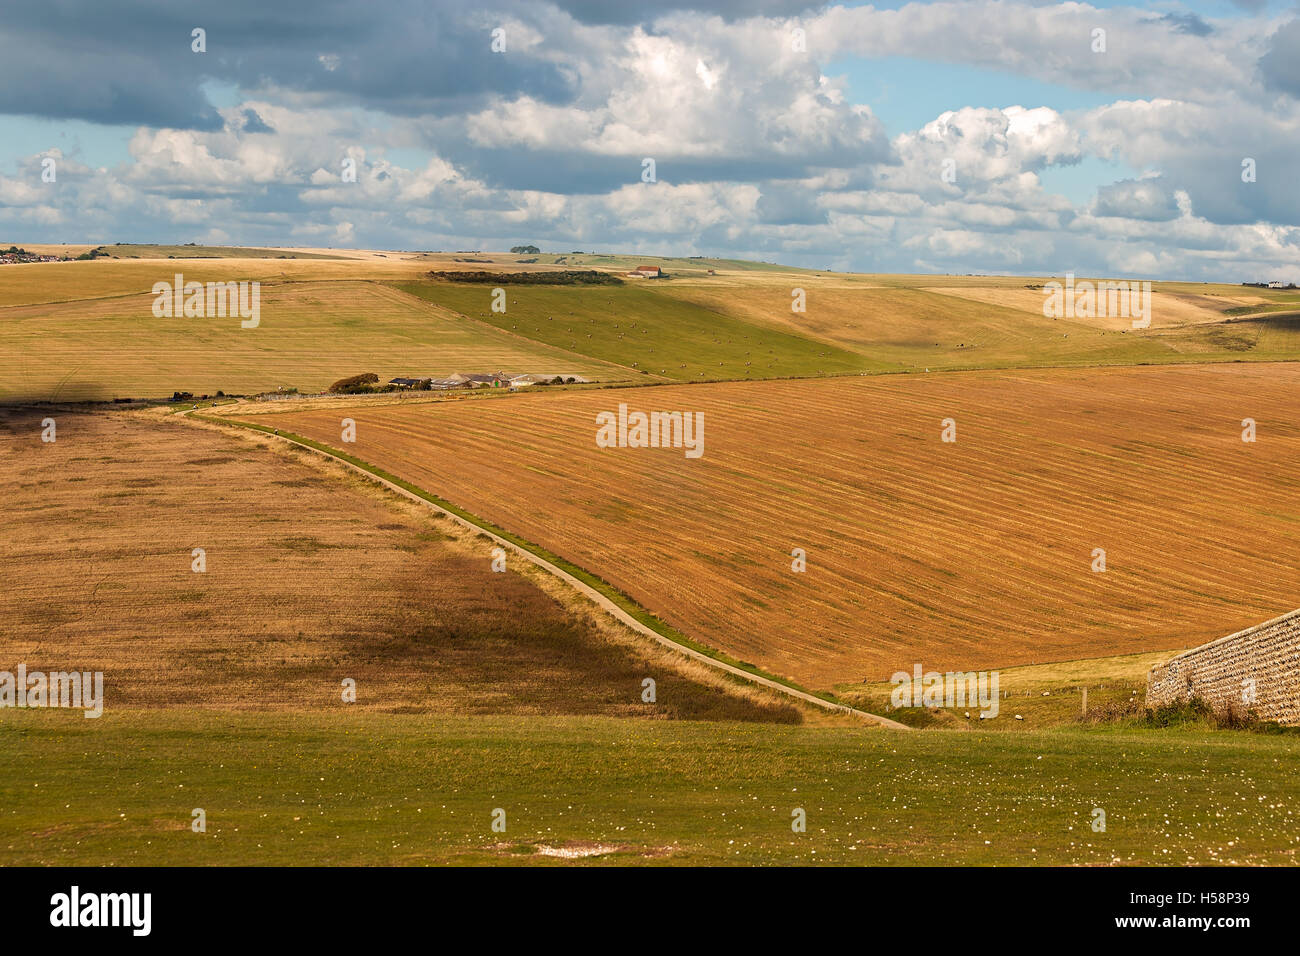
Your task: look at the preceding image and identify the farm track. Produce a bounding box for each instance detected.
[187,406,908,729]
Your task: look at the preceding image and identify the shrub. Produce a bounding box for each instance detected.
[327,372,380,394]
[1143,696,1268,731]
[1084,692,1294,734]
[426,269,623,286]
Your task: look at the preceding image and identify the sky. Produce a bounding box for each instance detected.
[1,0,1298,282]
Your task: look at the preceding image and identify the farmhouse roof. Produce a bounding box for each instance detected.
[449,371,512,386]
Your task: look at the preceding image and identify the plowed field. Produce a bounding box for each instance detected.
[253,362,1300,688]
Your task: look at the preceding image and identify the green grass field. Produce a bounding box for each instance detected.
[393,280,872,381]
[4,709,1298,865]
[840,652,1177,729]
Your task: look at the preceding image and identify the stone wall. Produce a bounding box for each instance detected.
[1146,609,1300,725]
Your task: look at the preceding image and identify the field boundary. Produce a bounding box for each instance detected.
[183,405,907,729]
[1147,608,1300,724]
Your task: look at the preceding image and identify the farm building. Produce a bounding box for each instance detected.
[387,371,589,391]
[449,372,511,387]
[626,265,664,278]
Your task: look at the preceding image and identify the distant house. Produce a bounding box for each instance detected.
[508,374,549,387]
[626,265,664,278]
[390,376,475,390]
[451,371,511,387]
[1267,280,1287,289]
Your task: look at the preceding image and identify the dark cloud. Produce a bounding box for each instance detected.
[1092,177,1179,221]
[0,0,575,128]
[0,5,223,129]
[1148,151,1298,227]
[551,0,823,25]
[1154,13,1213,37]
[1259,18,1300,97]
[756,183,829,225]
[441,139,891,195]
[240,109,274,133]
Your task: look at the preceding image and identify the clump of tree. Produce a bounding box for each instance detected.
[427,270,623,286]
[328,372,380,394]
[510,244,540,254]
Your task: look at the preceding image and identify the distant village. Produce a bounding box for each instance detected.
[0,246,64,264]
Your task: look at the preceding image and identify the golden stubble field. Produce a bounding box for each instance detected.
[253,362,1300,689]
[0,407,799,721]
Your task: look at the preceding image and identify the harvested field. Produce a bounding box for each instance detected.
[0,256,435,307]
[0,407,799,722]
[252,362,1300,689]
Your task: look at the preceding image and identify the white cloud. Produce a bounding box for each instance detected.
[3,1,1298,283]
